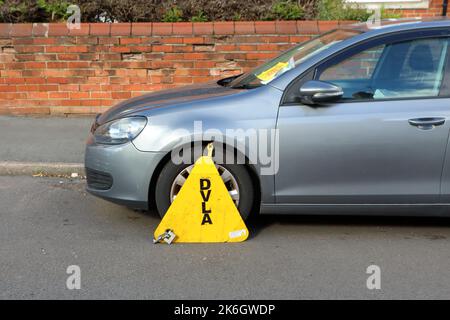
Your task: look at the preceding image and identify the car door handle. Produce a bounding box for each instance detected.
[408,117,446,130]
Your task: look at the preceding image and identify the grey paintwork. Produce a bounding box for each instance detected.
[85,19,450,216]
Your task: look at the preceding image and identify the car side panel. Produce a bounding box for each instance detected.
[276,98,450,205]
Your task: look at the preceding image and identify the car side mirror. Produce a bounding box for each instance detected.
[299,80,343,105]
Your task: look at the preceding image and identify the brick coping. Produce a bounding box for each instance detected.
[0,21,355,38]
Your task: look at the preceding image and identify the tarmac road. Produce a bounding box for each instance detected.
[1,175,449,299]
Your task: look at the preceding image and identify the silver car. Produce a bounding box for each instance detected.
[85,18,450,219]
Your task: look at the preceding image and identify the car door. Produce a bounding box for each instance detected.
[276,30,450,205]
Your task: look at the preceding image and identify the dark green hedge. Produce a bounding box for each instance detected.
[0,0,394,23]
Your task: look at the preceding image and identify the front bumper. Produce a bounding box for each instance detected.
[85,135,166,209]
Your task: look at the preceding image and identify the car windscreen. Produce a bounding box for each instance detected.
[227,29,362,89]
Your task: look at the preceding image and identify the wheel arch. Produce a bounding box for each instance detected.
[147,140,261,214]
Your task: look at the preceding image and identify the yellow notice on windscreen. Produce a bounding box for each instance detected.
[256,61,289,83]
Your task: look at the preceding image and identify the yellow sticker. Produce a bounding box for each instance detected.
[256,61,289,83]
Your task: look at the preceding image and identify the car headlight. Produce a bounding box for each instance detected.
[94,117,147,145]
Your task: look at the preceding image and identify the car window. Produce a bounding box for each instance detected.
[318,37,450,101]
[227,29,362,89]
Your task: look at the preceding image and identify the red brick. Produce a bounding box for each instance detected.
[195,61,216,68]
[246,52,277,60]
[110,46,131,53]
[67,61,90,68]
[48,23,68,36]
[32,38,56,45]
[152,23,173,35]
[11,24,32,37]
[27,92,48,99]
[47,62,68,68]
[172,22,193,35]
[276,21,297,34]
[191,77,210,83]
[81,100,104,107]
[254,21,276,34]
[183,37,204,44]
[112,92,131,99]
[91,92,111,99]
[111,23,131,36]
[0,85,17,92]
[89,23,111,36]
[66,46,89,53]
[69,23,90,36]
[57,54,79,60]
[120,37,141,45]
[80,84,102,91]
[24,77,46,84]
[193,22,213,35]
[12,38,33,45]
[32,23,49,36]
[213,22,234,35]
[70,92,90,99]
[61,99,82,106]
[215,44,236,51]
[318,20,339,33]
[289,36,311,44]
[173,76,193,83]
[256,43,279,51]
[17,85,38,91]
[0,23,11,37]
[183,52,210,60]
[235,21,255,34]
[152,45,173,52]
[60,84,79,91]
[297,21,319,35]
[6,78,25,84]
[131,23,152,36]
[45,46,66,53]
[161,37,183,44]
[38,84,59,91]
[224,52,246,60]
[46,77,69,84]
[49,92,69,99]
[24,62,46,69]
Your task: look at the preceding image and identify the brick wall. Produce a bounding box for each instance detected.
[0,21,350,115]
[0,1,447,116]
[387,0,448,17]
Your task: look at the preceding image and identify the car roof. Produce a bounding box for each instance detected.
[342,17,450,34]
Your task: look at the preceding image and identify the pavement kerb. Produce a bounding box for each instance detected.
[0,161,85,177]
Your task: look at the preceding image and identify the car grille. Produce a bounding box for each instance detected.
[86,168,113,190]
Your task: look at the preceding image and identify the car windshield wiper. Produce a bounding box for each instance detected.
[230,83,263,90]
[217,74,243,87]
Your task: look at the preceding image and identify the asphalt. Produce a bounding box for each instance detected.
[1,175,449,300]
[0,116,93,163]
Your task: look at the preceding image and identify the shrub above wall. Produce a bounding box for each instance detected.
[0,0,395,23]
[0,0,318,23]
[0,20,353,115]
[1,0,446,24]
